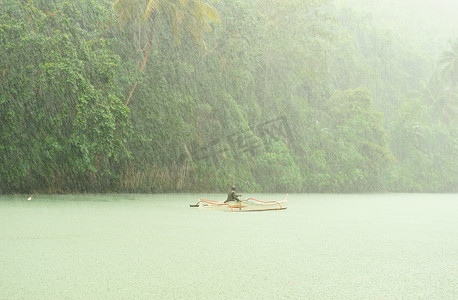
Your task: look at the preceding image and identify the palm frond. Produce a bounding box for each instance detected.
[172,3,185,45]
[438,42,458,83]
[192,0,220,24]
[143,0,161,23]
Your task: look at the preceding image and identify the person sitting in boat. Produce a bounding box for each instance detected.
[224,185,240,203]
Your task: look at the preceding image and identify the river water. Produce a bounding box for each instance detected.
[1,193,457,299]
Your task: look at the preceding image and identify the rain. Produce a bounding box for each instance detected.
[1,0,457,299]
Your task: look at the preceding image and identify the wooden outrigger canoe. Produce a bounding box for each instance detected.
[190,195,288,212]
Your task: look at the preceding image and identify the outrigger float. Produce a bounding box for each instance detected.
[190,195,288,212]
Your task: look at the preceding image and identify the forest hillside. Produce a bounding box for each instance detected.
[1,0,457,193]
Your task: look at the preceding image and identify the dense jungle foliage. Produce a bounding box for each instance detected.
[1,0,457,193]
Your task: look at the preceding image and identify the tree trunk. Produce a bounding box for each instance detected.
[124,33,153,106]
[443,73,456,125]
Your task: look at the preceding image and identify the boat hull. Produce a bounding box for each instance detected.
[192,197,288,212]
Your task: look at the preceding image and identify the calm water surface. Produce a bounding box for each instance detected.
[1,193,457,299]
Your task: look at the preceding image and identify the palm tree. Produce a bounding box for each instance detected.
[415,73,447,118]
[113,0,220,106]
[439,40,458,124]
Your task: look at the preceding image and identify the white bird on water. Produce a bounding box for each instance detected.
[27,194,33,201]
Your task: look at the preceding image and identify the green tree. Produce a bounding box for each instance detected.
[390,104,458,192]
[0,0,130,192]
[113,0,220,105]
[254,140,302,192]
[438,40,458,124]
[325,88,394,191]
